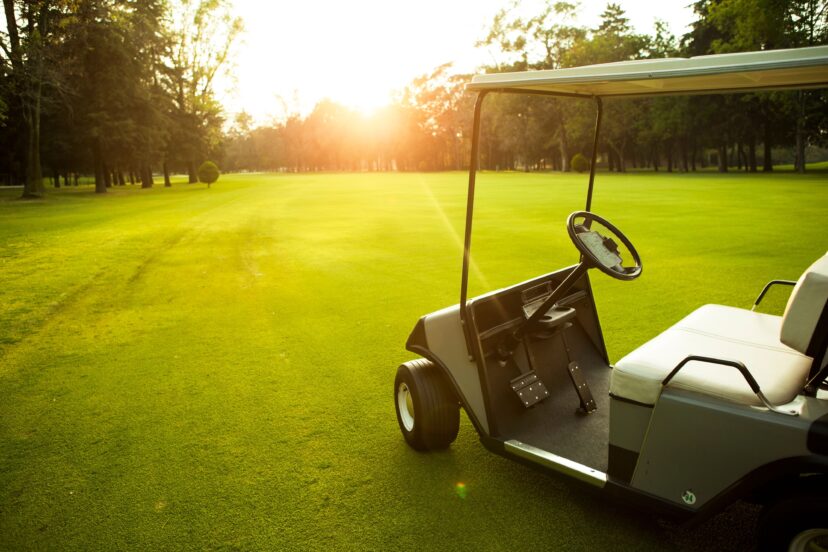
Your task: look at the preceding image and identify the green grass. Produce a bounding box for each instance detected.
[774,160,828,171]
[1,172,827,551]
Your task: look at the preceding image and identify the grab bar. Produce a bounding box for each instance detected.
[752,280,796,311]
[662,355,798,416]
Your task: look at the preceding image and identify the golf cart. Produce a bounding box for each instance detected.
[393,46,828,550]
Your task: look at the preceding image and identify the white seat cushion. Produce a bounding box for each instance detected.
[781,252,828,354]
[611,304,812,406]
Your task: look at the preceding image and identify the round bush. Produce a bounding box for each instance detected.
[571,153,590,173]
[197,161,220,187]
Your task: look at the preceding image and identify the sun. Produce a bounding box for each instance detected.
[222,1,501,122]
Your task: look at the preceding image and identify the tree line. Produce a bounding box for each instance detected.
[1,0,241,197]
[2,0,827,198]
[221,0,827,175]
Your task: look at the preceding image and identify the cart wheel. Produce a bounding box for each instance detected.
[394,359,459,451]
[757,492,828,551]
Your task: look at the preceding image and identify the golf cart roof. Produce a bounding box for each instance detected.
[467,46,828,97]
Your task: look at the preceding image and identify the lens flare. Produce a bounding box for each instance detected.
[455,482,467,499]
[418,177,490,290]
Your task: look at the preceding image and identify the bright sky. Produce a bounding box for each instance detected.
[221,0,696,124]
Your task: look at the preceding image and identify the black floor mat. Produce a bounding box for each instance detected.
[492,324,612,472]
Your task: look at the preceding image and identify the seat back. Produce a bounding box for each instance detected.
[780,252,828,357]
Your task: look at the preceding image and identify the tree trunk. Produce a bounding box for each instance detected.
[453,139,460,170]
[73,173,79,186]
[129,170,136,185]
[103,163,112,188]
[559,124,570,172]
[666,143,673,173]
[52,170,60,188]
[188,160,198,183]
[118,170,125,186]
[15,2,46,199]
[163,161,171,187]
[747,133,757,173]
[142,165,154,188]
[690,139,697,171]
[21,98,44,198]
[63,173,69,188]
[613,145,626,172]
[795,91,806,173]
[762,119,773,172]
[93,140,106,193]
[718,144,728,172]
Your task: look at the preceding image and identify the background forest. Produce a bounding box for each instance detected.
[2,0,827,199]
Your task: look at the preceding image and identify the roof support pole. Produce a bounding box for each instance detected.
[460,91,488,358]
[585,96,603,212]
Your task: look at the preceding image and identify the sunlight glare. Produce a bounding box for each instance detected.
[418,176,490,291]
[223,0,694,124]
[225,0,502,121]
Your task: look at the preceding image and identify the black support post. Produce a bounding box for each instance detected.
[460,91,488,358]
[586,97,603,212]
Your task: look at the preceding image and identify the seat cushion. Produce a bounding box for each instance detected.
[611,304,812,406]
[781,252,828,354]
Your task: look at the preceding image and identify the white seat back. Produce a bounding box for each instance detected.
[780,252,828,355]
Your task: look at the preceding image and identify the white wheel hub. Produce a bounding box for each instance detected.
[397,383,415,432]
[789,528,828,552]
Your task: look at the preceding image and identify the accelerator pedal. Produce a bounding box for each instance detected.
[510,371,550,408]
[567,361,596,413]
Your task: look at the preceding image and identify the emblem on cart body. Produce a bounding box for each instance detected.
[681,490,697,505]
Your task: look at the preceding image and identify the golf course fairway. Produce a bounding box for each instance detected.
[1,171,826,550]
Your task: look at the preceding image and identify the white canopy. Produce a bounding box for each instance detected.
[467,46,828,97]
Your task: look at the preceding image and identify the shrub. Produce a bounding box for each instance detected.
[197,161,220,188]
[571,153,590,173]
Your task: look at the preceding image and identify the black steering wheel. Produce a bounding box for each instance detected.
[567,211,642,281]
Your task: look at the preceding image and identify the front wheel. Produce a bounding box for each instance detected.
[394,359,459,451]
[757,493,828,551]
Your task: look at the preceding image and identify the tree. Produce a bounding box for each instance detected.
[401,64,473,170]
[701,0,828,171]
[2,0,63,197]
[197,160,219,187]
[164,0,242,183]
[571,152,589,172]
[57,0,167,193]
[572,4,649,172]
[480,1,586,171]
[0,90,7,124]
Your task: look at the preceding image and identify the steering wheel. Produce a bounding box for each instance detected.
[567,211,642,281]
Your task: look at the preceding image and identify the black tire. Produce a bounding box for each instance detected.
[757,493,828,551]
[394,359,460,451]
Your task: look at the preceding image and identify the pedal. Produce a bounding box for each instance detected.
[566,361,596,413]
[510,371,550,408]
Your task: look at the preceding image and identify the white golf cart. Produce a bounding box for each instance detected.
[393,46,828,551]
